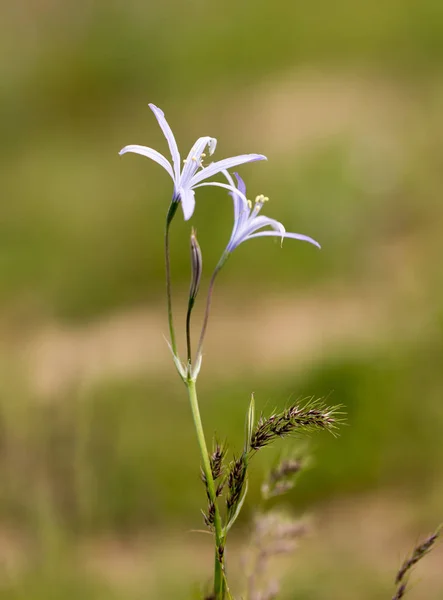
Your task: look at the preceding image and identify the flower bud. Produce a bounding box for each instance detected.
[189,228,203,304]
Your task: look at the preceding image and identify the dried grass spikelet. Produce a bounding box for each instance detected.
[226,453,247,520]
[245,510,309,600]
[392,527,441,599]
[261,456,304,500]
[200,439,228,530]
[250,398,343,451]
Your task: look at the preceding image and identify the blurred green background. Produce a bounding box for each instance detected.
[1,0,443,598]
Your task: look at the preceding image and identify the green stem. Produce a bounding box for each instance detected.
[165,202,179,354]
[186,379,225,599]
[195,251,229,362]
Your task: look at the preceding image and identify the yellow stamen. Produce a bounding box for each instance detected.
[255,194,269,204]
[247,199,252,209]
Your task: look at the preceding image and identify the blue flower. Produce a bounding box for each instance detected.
[119,104,266,221]
[194,172,320,362]
[221,171,321,253]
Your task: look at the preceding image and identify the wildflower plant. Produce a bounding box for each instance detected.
[119,104,266,221]
[120,104,342,599]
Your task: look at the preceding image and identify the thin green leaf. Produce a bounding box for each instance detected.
[244,393,255,454]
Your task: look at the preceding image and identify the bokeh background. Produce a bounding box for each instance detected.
[2,1,443,598]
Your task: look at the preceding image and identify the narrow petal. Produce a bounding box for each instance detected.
[223,170,248,223]
[247,230,321,249]
[226,215,285,252]
[181,137,214,187]
[208,138,217,156]
[149,104,181,183]
[179,186,196,221]
[194,180,251,243]
[223,170,250,242]
[190,154,267,187]
[193,181,249,205]
[233,172,247,198]
[240,215,286,240]
[119,144,174,180]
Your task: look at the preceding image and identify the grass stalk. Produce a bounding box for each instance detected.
[186,378,225,599]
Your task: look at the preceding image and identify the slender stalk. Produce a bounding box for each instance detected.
[165,202,179,354]
[186,379,225,599]
[196,252,229,360]
[196,267,218,360]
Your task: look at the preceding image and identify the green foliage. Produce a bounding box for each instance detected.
[2,2,443,319]
[1,334,442,533]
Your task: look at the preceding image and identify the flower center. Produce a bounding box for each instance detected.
[183,153,206,169]
[246,195,269,211]
[182,139,217,172]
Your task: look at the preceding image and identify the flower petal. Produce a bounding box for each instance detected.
[208,138,217,156]
[119,145,174,180]
[223,170,250,242]
[149,104,181,183]
[247,230,321,249]
[190,154,267,187]
[181,137,214,187]
[193,181,249,205]
[223,170,248,223]
[233,172,247,198]
[240,215,286,240]
[226,215,286,252]
[178,186,196,221]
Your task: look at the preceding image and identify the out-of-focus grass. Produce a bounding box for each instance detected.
[2,2,443,319]
[0,503,442,600]
[2,327,442,533]
[3,100,443,319]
